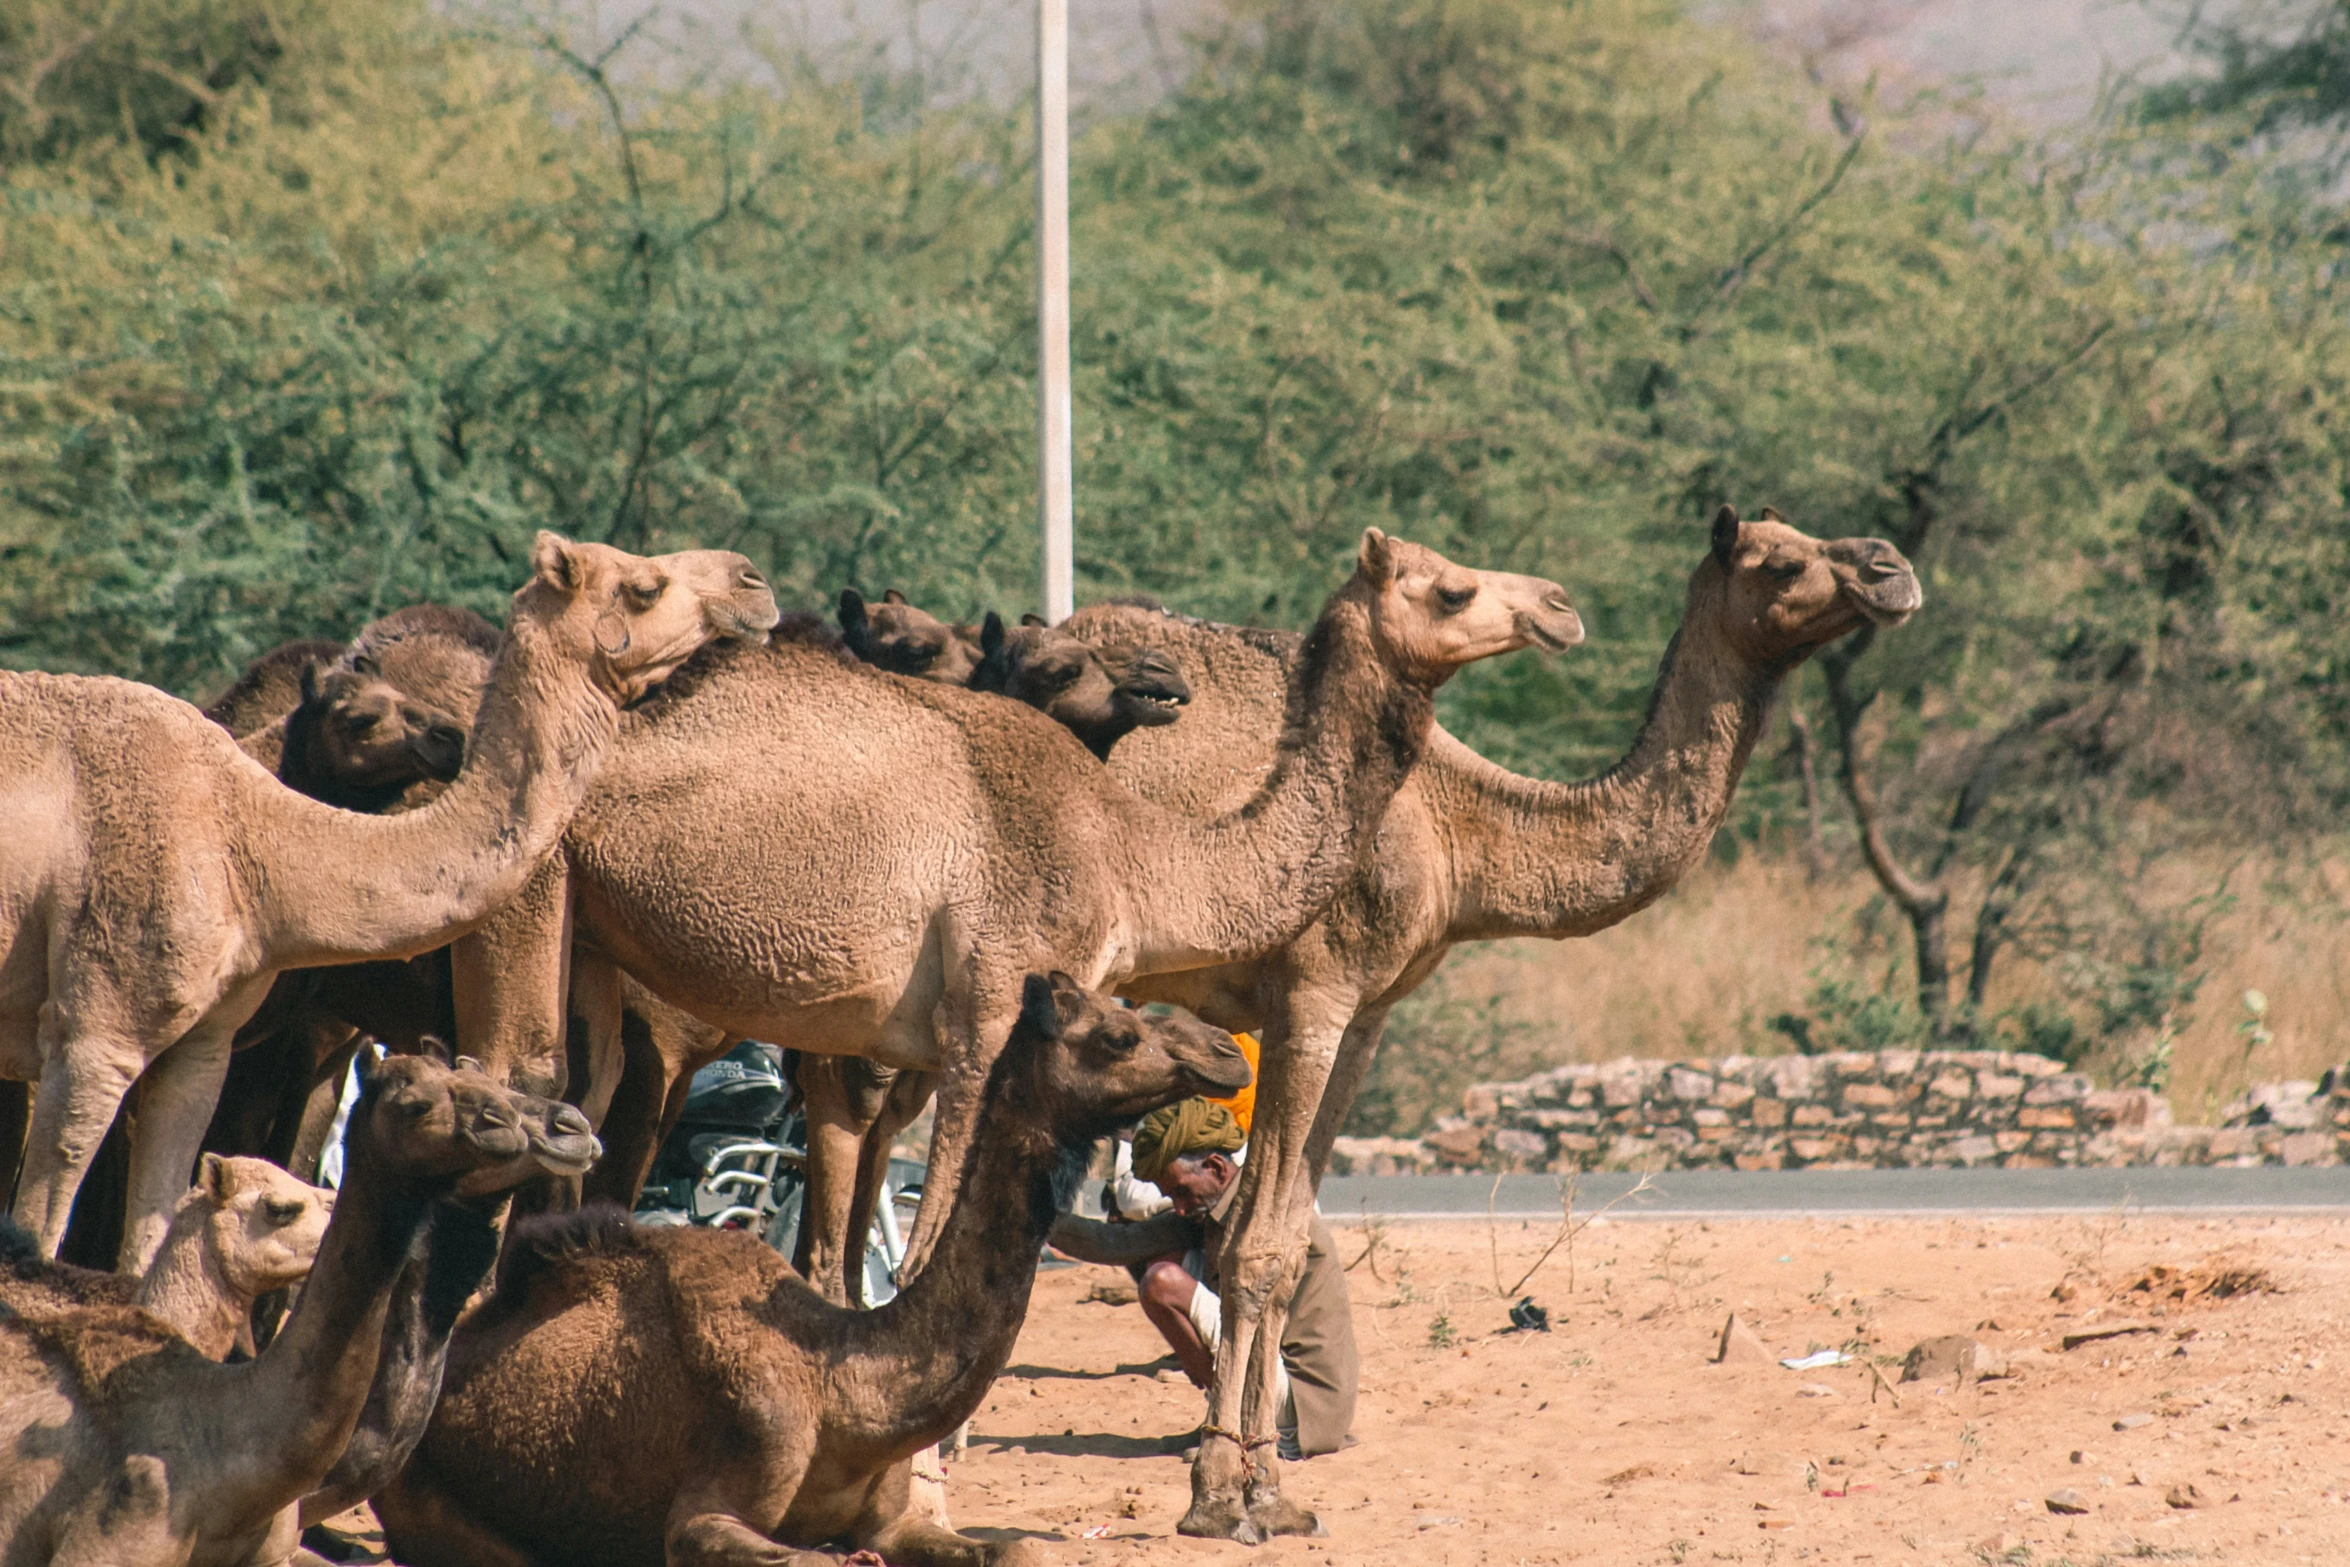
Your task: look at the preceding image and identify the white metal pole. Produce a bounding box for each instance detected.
[1037,0,1074,624]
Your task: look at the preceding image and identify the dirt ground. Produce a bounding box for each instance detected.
[339,1210,2350,1565]
[938,1212,2350,1566]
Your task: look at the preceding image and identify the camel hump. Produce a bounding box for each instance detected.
[351,603,503,659]
[495,1202,644,1301]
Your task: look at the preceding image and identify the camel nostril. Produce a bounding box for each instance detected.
[550,1105,593,1139]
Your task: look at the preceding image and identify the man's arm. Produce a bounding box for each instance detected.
[1048,1210,1200,1266]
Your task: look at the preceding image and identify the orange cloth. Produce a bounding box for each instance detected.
[1206,1031,1260,1139]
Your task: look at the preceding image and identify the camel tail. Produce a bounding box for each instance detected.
[494,1201,641,1302]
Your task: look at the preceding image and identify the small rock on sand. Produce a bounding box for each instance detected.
[1901,1334,2006,1383]
[2046,1488,2091,1515]
[2113,1413,2154,1431]
[2167,1482,2204,1510]
[1797,1382,1840,1399]
[1715,1313,1774,1365]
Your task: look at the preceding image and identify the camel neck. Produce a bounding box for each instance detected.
[133,1214,245,1361]
[1443,577,1787,942]
[1120,582,1434,974]
[823,1077,1077,1461]
[203,1128,434,1523]
[246,602,616,968]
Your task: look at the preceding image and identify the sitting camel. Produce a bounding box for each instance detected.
[0,1053,560,1564]
[301,1064,603,1534]
[0,531,777,1271]
[0,1153,331,1359]
[378,973,1251,1567]
[201,638,346,735]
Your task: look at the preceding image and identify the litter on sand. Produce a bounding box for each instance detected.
[1781,1349,1852,1370]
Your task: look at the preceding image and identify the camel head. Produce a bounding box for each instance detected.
[344,1051,537,1184]
[520,533,781,706]
[186,1153,333,1299]
[974,613,1193,760]
[1006,972,1253,1143]
[284,658,468,803]
[837,587,983,684]
[1355,529,1584,683]
[395,1038,604,1198]
[1703,506,1922,666]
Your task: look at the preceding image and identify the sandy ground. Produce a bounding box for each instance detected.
[339,1211,2350,1565]
[939,1212,2350,1566]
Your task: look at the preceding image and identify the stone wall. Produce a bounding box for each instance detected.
[1327,1052,2350,1177]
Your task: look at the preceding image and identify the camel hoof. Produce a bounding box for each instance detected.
[1243,1481,1326,1539]
[1176,1497,1265,1545]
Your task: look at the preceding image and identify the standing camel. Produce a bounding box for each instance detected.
[0,532,777,1268]
[1050,506,1921,1539]
[448,533,1580,1285]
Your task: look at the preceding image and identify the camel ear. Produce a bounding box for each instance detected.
[454,1053,485,1075]
[1759,505,1785,523]
[299,662,321,706]
[349,652,381,679]
[980,612,1007,658]
[531,531,581,592]
[197,1152,233,1203]
[882,589,908,605]
[1020,613,1047,628]
[1019,973,1064,1042]
[1710,505,1741,569]
[838,589,870,650]
[1358,528,1396,585]
[415,1034,456,1067]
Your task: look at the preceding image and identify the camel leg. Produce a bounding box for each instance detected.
[856,1458,1037,1567]
[448,854,572,1095]
[793,1054,883,1304]
[580,1002,683,1208]
[119,1014,240,1271]
[13,1005,145,1256]
[844,1068,934,1308]
[569,951,627,1128]
[1181,981,1353,1542]
[0,1079,26,1210]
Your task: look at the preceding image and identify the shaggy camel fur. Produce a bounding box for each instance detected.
[0,533,776,1271]
[1047,507,1921,1538]
[0,1154,331,1359]
[379,973,1252,1567]
[301,1072,602,1532]
[450,533,1578,1295]
[0,1054,552,1566]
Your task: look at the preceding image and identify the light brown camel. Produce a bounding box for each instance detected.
[1,1154,331,1359]
[378,972,1252,1567]
[0,532,777,1271]
[450,533,1578,1298]
[0,1053,553,1565]
[1044,506,1920,1539]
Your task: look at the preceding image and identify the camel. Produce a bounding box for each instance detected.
[0,1052,558,1565]
[377,972,1253,1567]
[269,659,469,810]
[201,639,346,735]
[1030,506,1920,1538]
[835,588,983,684]
[0,532,777,1271]
[0,1154,331,1359]
[448,533,1578,1302]
[301,1069,603,1533]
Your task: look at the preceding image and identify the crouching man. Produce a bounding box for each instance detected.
[1049,1098,1358,1460]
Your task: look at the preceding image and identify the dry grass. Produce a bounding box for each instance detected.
[1399,849,2350,1129]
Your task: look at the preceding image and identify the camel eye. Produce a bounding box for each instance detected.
[1435,584,1476,613]
[398,1097,434,1120]
[622,578,666,611]
[345,712,380,735]
[263,1199,305,1225]
[1043,662,1082,691]
[1766,559,1805,582]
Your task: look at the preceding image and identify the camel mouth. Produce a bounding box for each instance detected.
[1845,578,1923,628]
[1522,610,1584,654]
[1117,685,1192,726]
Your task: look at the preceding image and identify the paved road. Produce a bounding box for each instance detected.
[1317,1166,2350,1221]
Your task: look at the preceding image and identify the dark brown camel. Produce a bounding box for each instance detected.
[0,1054,557,1562]
[378,974,1251,1567]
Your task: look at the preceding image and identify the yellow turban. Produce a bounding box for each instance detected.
[1209,1031,1260,1138]
[1130,1097,1246,1186]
